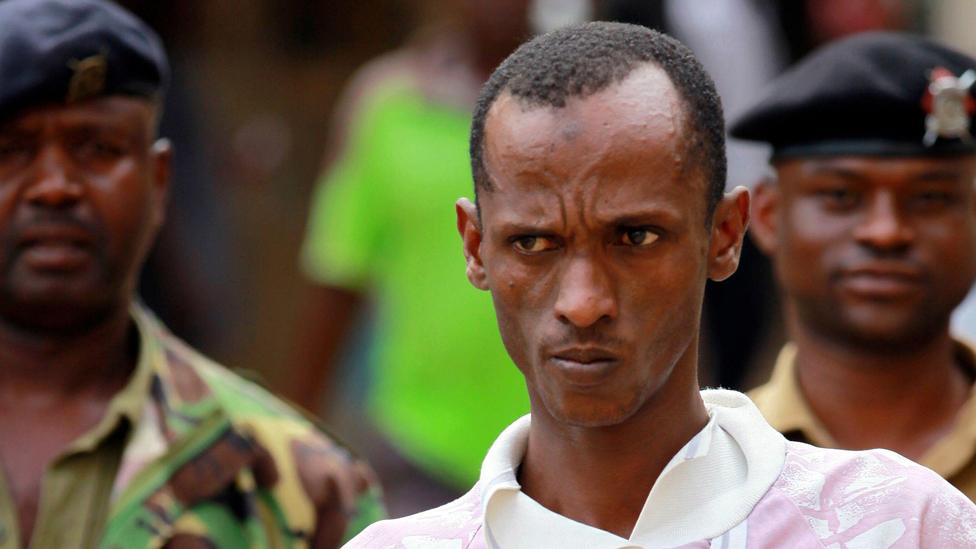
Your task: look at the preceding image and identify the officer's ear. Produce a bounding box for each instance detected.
[749,172,780,256]
[149,137,172,231]
[456,198,489,290]
[708,186,750,281]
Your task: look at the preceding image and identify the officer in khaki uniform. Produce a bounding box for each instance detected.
[0,1,383,547]
[731,32,976,500]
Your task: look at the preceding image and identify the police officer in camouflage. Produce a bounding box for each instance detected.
[0,1,383,547]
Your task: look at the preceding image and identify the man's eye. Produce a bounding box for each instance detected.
[75,140,126,159]
[513,236,556,253]
[620,228,658,247]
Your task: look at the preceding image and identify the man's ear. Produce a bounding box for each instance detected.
[749,176,780,256]
[708,186,751,282]
[456,198,489,290]
[149,138,172,230]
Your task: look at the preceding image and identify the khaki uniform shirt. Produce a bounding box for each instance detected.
[0,326,154,549]
[749,342,976,501]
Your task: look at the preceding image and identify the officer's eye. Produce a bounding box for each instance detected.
[88,140,125,158]
[914,190,955,206]
[816,187,859,209]
[512,235,557,253]
[0,138,32,160]
[619,228,659,247]
[73,137,127,161]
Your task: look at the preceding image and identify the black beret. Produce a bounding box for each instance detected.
[729,32,976,158]
[0,0,169,121]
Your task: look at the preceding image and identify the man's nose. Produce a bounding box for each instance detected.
[553,256,618,328]
[852,192,913,252]
[23,144,83,208]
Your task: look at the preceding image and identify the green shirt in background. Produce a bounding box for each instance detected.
[302,82,529,488]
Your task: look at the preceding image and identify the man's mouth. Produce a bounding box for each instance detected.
[836,263,925,299]
[548,347,620,388]
[17,224,96,272]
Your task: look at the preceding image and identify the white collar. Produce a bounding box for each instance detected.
[479,389,787,548]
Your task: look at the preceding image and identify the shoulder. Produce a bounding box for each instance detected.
[344,485,485,548]
[745,380,775,411]
[162,325,379,471]
[745,375,775,401]
[341,50,420,107]
[767,441,976,546]
[160,328,309,423]
[329,49,423,137]
[151,320,384,543]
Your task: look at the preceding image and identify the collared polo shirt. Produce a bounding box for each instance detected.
[478,392,785,549]
[0,315,155,549]
[749,342,976,501]
[345,389,976,548]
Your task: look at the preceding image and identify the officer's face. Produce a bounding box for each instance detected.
[0,96,169,331]
[752,155,976,350]
[457,65,748,427]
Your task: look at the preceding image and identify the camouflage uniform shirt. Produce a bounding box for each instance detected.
[0,304,383,548]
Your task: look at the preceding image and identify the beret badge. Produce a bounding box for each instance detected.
[66,52,108,104]
[921,67,976,147]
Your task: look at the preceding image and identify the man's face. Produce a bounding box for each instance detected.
[752,155,976,350]
[458,65,748,427]
[0,95,170,332]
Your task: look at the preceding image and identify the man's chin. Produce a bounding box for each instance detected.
[541,394,642,428]
[0,293,119,335]
[829,316,947,353]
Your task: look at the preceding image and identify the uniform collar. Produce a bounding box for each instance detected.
[749,343,836,448]
[478,390,787,549]
[754,340,976,478]
[914,338,976,477]
[130,303,225,439]
[60,304,157,456]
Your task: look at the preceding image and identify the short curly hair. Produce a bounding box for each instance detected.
[470,21,726,218]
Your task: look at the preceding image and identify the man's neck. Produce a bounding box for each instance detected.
[0,303,136,403]
[517,353,709,539]
[790,313,971,460]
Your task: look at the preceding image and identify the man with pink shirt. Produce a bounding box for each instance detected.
[344,22,976,548]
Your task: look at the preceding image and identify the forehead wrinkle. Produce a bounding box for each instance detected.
[483,183,565,232]
[557,189,569,234]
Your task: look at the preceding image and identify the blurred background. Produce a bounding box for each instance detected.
[116,0,976,516]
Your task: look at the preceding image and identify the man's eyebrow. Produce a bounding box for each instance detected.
[600,206,682,227]
[493,220,560,234]
[910,169,973,183]
[61,119,147,142]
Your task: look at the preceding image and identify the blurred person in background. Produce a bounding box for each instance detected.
[737,32,976,500]
[291,0,544,517]
[0,1,382,546]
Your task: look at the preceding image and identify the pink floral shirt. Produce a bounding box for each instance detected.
[345,390,976,548]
